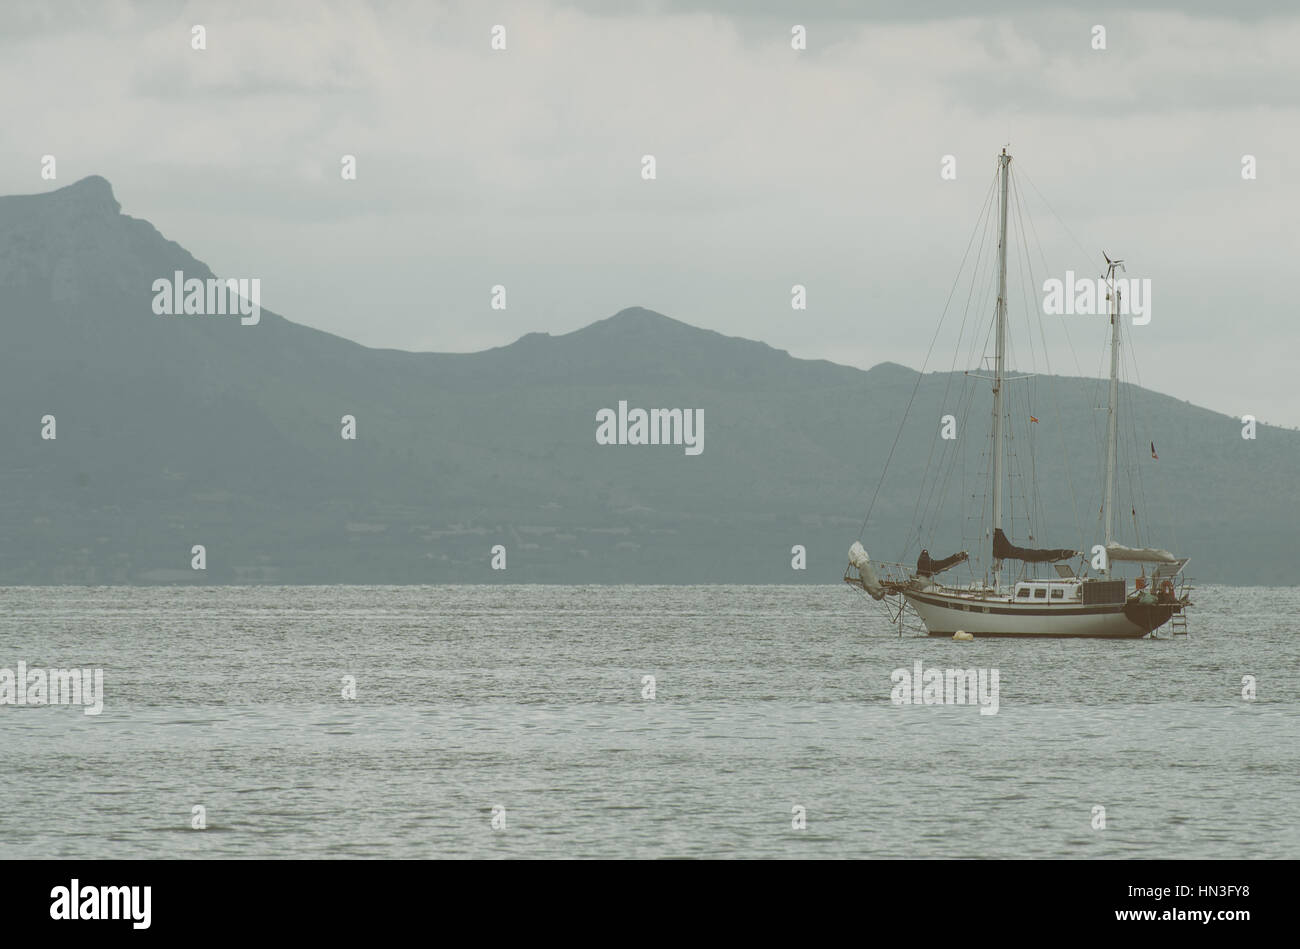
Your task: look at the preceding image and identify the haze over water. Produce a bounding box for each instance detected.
[1,584,1295,859]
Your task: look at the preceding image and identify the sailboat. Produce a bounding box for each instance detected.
[844,147,1191,638]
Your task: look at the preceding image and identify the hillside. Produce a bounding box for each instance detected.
[1,177,1295,584]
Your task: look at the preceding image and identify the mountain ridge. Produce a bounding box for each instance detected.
[1,176,1295,584]
[3,177,1283,420]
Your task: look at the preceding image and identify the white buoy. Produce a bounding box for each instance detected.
[953,630,974,641]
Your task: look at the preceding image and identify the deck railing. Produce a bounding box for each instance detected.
[843,558,915,592]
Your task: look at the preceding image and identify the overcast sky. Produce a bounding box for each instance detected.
[4,0,1298,425]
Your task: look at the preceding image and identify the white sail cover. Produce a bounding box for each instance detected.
[848,542,887,600]
[1106,543,1180,563]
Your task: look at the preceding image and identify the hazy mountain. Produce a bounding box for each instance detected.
[1,176,1295,584]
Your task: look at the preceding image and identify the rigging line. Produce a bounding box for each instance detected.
[962,194,1001,380]
[958,373,980,583]
[909,386,969,553]
[954,174,1002,389]
[933,372,978,577]
[1119,313,1155,537]
[949,174,1002,383]
[975,415,994,584]
[917,367,980,558]
[1016,162,1104,288]
[911,229,995,554]
[966,271,1000,390]
[1091,317,1113,510]
[1116,306,1146,550]
[922,172,1002,518]
[1110,317,1123,543]
[857,166,1001,542]
[1118,328,1140,546]
[1018,163,1117,554]
[1022,160,1116,511]
[1008,178,1037,378]
[958,375,968,578]
[1019,174,1104,494]
[1009,177,1047,545]
[999,187,1033,552]
[1123,324,1181,555]
[1121,415,1140,545]
[1121,321,1157,549]
[1012,170,1084,554]
[973,199,1002,372]
[899,168,1000,550]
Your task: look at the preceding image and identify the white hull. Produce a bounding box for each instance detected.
[904,588,1164,639]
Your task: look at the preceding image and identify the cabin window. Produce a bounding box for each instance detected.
[1017,587,1030,597]
[1034,589,1047,599]
[1051,589,1064,599]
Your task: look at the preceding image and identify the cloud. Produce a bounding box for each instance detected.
[1,0,1298,423]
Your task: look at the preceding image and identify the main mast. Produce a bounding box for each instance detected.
[991,148,1010,583]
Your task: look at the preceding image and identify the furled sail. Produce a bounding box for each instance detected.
[847,542,886,600]
[916,549,968,577]
[992,528,1076,563]
[1105,543,1179,563]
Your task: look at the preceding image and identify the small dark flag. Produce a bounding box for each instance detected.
[1029,415,1039,423]
[1151,442,1158,460]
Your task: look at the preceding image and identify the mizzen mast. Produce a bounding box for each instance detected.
[1102,255,1124,571]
